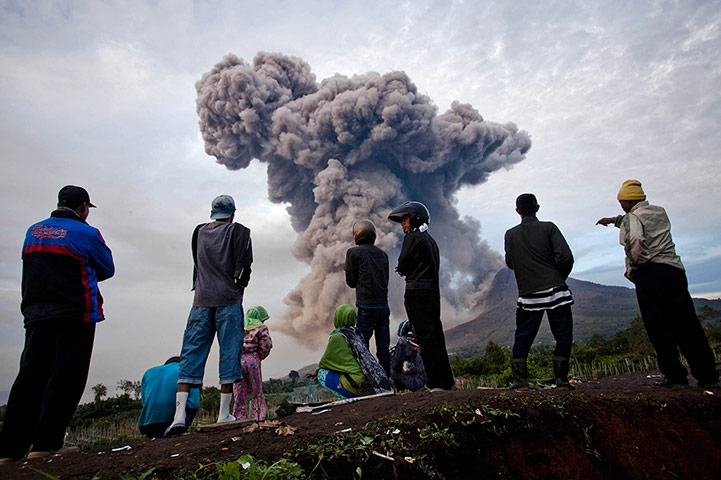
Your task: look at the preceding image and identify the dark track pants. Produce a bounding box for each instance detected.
[512,304,573,359]
[634,263,719,385]
[0,320,95,460]
[356,306,391,377]
[404,290,455,389]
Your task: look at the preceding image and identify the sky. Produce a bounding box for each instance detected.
[1,0,720,402]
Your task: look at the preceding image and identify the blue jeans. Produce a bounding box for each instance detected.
[178,300,244,385]
[356,305,391,376]
[512,304,573,359]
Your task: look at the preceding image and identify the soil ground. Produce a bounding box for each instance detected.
[1,369,720,479]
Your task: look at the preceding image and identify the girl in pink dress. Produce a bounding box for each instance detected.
[233,306,273,420]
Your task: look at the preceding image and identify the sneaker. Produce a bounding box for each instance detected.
[164,422,188,437]
[216,414,238,424]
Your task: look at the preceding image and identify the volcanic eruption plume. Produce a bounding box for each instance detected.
[196,52,531,348]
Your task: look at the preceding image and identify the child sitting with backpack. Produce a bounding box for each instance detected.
[390,320,427,391]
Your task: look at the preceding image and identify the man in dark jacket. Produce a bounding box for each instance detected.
[0,186,115,463]
[345,219,391,376]
[165,194,253,437]
[389,201,455,391]
[504,193,574,390]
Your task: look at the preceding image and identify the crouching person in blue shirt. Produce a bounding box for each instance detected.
[138,357,199,438]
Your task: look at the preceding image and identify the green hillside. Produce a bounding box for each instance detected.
[445,268,721,357]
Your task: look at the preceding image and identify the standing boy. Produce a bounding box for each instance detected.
[166,194,253,436]
[388,201,455,391]
[596,180,718,387]
[344,219,391,376]
[504,193,575,390]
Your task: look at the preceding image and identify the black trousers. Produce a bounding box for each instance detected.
[0,320,95,460]
[512,303,573,359]
[404,289,455,389]
[356,306,391,377]
[634,263,718,385]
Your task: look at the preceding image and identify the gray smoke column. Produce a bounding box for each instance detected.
[196,52,531,348]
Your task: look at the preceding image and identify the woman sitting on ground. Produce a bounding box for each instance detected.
[310,304,390,400]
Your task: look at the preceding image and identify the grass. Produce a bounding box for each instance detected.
[65,388,338,449]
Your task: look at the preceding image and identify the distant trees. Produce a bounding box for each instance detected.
[450,341,509,379]
[199,386,221,413]
[92,383,107,403]
[450,312,682,385]
[698,305,721,347]
[117,380,141,400]
[262,375,311,394]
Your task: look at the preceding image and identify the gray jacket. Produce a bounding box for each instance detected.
[611,201,684,281]
[504,215,574,296]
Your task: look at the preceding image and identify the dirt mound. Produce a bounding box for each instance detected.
[2,370,720,479]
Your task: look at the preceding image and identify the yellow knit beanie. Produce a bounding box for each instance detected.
[617,179,646,201]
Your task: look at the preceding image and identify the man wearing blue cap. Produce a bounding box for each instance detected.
[0,186,114,463]
[165,195,253,436]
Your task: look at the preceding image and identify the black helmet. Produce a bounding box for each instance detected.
[397,320,413,337]
[388,201,430,228]
[352,219,377,245]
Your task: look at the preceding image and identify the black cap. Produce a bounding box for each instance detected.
[58,185,96,209]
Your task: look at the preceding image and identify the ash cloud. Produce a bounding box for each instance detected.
[196,52,531,348]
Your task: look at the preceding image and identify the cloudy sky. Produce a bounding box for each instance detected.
[1,0,720,402]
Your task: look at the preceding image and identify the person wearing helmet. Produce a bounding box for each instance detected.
[389,320,427,391]
[344,220,391,376]
[388,201,455,391]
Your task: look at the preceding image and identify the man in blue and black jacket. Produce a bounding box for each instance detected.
[0,186,114,463]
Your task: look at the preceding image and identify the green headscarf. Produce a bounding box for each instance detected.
[244,305,270,332]
[333,304,357,331]
[317,304,364,393]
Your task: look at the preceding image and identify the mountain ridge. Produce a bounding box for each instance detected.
[444,268,721,356]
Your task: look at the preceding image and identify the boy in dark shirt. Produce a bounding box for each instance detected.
[345,220,391,376]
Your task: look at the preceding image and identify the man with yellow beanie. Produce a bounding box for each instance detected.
[596,180,719,388]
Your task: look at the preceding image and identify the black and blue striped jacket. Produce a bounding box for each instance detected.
[21,208,115,324]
